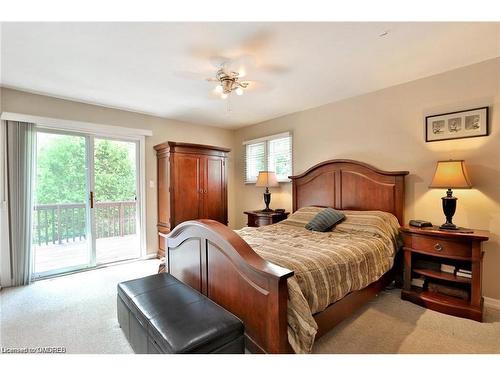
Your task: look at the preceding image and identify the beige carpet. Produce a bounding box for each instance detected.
[1,261,499,354]
[0,259,159,354]
[313,288,500,354]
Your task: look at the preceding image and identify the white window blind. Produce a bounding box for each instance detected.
[244,132,292,183]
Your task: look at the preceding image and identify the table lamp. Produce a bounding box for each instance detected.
[429,160,472,230]
[255,171,279,212]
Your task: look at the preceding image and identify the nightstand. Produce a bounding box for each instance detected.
[244,210,289,227]
[400,226,489,322]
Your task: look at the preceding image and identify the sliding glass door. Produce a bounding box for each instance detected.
[93,137,139,264]
[32,130,141,278]
[32,131,92,276]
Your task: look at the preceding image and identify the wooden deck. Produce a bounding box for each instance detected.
[33,234,140,274]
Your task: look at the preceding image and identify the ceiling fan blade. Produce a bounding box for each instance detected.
[239,80,274,93]
[174,70,210,80]
[259,63,289,74]
[235,66,248,78]
[227,54,257,78]
[209,55,231,69]
[239,79,260,86]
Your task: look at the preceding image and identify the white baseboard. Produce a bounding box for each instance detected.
[0,278,12,289]
[484,297,500,311]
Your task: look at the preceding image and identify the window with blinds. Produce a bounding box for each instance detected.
[244,132,292,183]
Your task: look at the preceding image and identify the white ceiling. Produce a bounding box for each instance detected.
[1,22,499,129]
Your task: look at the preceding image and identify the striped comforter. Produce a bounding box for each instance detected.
[235,207,400,354]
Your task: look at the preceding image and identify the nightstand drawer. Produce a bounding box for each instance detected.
[410,235,471,259]
[255,217,272,226]
[244,210,289,227]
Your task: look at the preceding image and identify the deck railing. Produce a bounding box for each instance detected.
[33,201,136,246]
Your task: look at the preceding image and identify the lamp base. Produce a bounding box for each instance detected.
[439,222,459,230]
[262,188,272,212]
[440,188,458,230]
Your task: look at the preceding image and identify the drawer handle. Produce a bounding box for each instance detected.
[434,243,443,252]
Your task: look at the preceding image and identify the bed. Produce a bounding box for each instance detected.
[163,159,409,353]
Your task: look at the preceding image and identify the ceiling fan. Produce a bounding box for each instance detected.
[206,64,250,99]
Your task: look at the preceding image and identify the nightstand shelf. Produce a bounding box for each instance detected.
[412,268,472,284]
[400,225,489,322]
[402,286,479,318]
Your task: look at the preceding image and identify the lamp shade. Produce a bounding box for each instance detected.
[429,160,472,189]
[255,171,279,187]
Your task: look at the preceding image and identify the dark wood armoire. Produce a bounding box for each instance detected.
[154,141,230,258]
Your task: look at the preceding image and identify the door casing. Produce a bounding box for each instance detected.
[32,128,144,279]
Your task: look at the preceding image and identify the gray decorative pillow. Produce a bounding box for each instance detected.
[305,208,345,232]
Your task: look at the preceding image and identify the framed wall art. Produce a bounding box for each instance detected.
[425,107,489,142]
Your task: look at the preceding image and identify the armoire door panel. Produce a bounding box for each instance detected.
[157,155,170,227]
[172,154,201,226]
[204,156,226,224]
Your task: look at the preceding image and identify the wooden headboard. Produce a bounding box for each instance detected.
[289,159,409,224]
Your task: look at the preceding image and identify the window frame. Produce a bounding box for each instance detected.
[243,132,292,184]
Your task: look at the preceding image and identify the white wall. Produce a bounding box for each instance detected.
[233,57,500,300]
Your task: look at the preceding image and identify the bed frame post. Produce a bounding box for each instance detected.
[269,275,291,353]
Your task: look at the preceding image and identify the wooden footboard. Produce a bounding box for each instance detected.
[164,219,294,354]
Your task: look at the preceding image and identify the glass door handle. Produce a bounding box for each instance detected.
[90,191,94,209]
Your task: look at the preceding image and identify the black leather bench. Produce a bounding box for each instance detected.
[117,273,245,354]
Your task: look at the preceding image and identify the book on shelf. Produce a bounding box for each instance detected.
[427,282,469,300]
[440,264,456,274]
[411,277,425,288]
[456,271,472,279]
[457,268,472,274]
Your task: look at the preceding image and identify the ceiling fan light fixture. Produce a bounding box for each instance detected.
[208,66,251,101]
